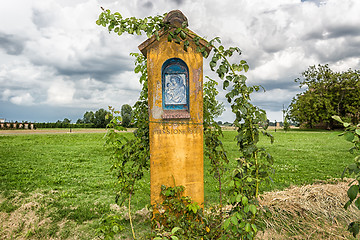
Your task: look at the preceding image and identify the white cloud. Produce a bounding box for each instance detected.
[252,88,301,104]
[1,89,35,106]
[47,79,75,105]
[249,49,305,81]
[10,93,34,106]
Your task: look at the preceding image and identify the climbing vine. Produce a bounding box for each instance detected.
[98,9,274,239]
[333,115,360,238]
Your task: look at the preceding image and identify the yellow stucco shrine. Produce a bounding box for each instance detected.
[138,10,210,206]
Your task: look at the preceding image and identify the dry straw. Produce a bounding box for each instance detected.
[257,178,358,239]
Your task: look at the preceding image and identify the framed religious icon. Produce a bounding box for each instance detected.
[161,58,190,118]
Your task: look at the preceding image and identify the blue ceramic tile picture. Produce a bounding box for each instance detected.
[164,74,187,105]
[162,58,189,110]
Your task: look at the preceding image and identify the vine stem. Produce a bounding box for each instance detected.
[216,166,223,215]
[128,182,136,239]
[251,122,259,226]
[251,124,259,200]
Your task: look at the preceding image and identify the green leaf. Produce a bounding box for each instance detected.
[223,80,229,90]
[249,204,257,215]
[226,75,233,81]
[112,225,119,232]
[355,197,360,210]
[244,64,249,72]
[242,196,248,205]
[348,185,359,201]
[134,65,141,73]
[344,200,351,210]
[210,61,216,70]
[180,31,186,40]
[231,215,238,225]
[356,129,360,136]
[244,205,250,213]
[223,218,231,230]
[236,194,242,202]
[245,223,251,232]
[168,34,173,42]
[345,132,355,142]
[174,36,181,44]
[155,31,160,41]
[348,163,358,170]
[171,236,179,240]
[251,224,257,232]
[171,227,181,234]
[348,222,360,238]
[332,115,343,123]
[202,50,209,58]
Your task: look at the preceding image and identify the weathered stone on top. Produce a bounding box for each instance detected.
[138,9,211,57]
[163,10,188,28]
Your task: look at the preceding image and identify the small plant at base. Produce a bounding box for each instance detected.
[96,214,125,240]
[152,185,222,239]
[332,115,360,237]
[153,226,181,240]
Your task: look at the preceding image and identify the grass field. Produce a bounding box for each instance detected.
[0,129,356,239]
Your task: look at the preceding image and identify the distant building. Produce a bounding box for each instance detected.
[0,119,34,130]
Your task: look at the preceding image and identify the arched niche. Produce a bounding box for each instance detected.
[161,58,190,119]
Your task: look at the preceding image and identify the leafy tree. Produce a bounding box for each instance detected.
[81,109,111,128]
[121,104,132,128]
[94,108,111,128]
[63,118,71,124]
[289,64,360,129]
[83,111,95,124]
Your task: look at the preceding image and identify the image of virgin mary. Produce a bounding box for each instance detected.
[164,74,186,105]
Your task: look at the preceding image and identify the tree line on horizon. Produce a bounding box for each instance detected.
[35,104,133,129]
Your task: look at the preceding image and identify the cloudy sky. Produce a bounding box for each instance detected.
[1,0,359,123]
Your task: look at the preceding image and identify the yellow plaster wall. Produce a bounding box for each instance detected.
[147,33,204,206]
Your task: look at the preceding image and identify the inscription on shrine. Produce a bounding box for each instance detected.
[162,111,190,119]
[153,126,202,135]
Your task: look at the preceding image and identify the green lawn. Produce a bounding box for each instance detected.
[204,129,354,204]
[0,129,355,239]
[0,133,117,239]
